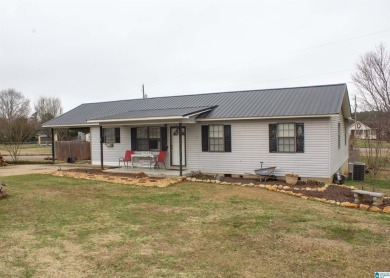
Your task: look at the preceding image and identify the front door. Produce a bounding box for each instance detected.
[170,126,186,166]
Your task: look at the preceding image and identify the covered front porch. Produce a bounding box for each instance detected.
[87,106,215,176]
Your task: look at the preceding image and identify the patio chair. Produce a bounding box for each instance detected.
[119,150,133,168]
[154,151,167,169]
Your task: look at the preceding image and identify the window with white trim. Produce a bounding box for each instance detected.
[136,127,161,151]
[269,123,304,153]
[209,125,224,152]
[277,123,295,153]
[102,128,120,143]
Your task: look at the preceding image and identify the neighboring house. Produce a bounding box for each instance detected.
[348,121,377,140]
[43,83,352,182]
[36,130,58,145]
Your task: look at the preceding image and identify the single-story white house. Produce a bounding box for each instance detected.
[348,121,377,140]
[43,83,352,182]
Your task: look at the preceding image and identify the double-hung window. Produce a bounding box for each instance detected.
[201,125,231,152]
[135,127,161,151]
[209,125,224,152]
[102,128,120,143]
[277,123,295,153]
[269,123,304,153]
[136,127,149,151]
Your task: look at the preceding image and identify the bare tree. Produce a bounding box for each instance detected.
[0,89,37,161]
[34,96,63,123]
[0,89,31,120]
[352,43,390,187]
[0,117,38,161]
[34,96,64,144]
[352,43,390,113]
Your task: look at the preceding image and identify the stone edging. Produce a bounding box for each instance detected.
[185,177,390,214]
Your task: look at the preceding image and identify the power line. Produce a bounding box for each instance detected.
[147,28,390,85]
[206,68,354,92]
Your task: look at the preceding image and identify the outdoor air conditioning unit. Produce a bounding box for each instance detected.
[348,162,365,181]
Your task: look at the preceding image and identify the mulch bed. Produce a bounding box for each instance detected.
[292,185,390,209]
[191,172,324,188]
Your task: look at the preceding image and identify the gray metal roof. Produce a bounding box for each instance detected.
[89,106,215,121]
[43,83,350,127]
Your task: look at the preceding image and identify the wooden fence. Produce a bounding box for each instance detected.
[54,141,91,161]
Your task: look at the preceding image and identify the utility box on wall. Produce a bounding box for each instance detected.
[348,162,365,181]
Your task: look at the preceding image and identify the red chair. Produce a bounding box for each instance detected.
[154,151,167,169]
[119,150,133,168]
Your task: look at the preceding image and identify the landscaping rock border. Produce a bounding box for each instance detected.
[186,177,390,214]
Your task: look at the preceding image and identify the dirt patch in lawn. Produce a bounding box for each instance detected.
[50,168,183,187]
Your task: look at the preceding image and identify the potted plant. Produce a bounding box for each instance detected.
[285,173,299,185]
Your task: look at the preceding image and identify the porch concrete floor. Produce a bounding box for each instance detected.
[104,166,191,178]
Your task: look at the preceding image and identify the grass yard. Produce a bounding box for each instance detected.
[0,144,51,156]
[345,159,390,195]
[0,175,389,277]
[354,139,390,149]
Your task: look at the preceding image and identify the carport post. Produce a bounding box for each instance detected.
[51,128,55,164]
[100,126,104,170]
[179,122,183,176]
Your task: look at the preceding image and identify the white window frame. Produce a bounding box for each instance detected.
[209,125,224,152]
[277,123,295,153]
[103,127,120,144]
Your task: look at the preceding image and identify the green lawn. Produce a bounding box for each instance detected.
[0,175,389,277]
[354,139,390,148]
[0,144,51,155]
[345,157,390,195]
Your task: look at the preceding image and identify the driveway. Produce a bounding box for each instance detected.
[0,164,88,177]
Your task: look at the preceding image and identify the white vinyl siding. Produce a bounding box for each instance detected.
[91,126,132,166]
[89,115,346,179]
[329,112,349,175]
[186,118,330,178]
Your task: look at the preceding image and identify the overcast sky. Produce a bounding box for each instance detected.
[1,0,390,112]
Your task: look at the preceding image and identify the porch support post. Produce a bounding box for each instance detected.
[51,128,55,164]
[99,125,104,170]
[179,122,183,176]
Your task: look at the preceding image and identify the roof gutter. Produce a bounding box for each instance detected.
[87,108,214,124]
[87,116,185,123]
[42,123,99,128]
[196,114,337,122]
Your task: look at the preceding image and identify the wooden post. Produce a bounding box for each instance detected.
[179,122,183,176]
[51,128,55,164]
[100,126,104,170]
